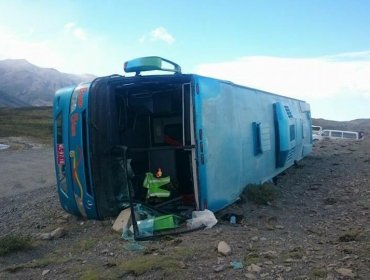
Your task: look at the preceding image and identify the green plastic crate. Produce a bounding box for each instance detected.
[153,214,178,231]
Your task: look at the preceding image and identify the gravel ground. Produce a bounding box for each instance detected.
[0,138,370,279]
[0,137,55,198]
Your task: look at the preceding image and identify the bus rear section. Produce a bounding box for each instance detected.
[88,74,199,219]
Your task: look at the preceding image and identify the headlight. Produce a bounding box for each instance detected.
[70,84,88,113]
[70,87,79,113]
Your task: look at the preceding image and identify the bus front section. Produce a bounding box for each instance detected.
[53,83,99,219]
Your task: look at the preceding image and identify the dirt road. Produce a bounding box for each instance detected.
[0,137,55,198]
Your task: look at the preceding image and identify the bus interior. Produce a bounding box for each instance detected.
[108,78,199,238]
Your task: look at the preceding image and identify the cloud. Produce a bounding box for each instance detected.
[0,26,63,68]
[194,52,370,102]
[140,27,175,45]
[64,22,87,41]
[0,25,120,76]
[64,22,76,30]
[73,28,87,41]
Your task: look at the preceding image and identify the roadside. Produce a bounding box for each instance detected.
[0,137,55,198]
[0,138,370,279]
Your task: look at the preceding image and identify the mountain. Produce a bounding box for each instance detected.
[0,59,96,107]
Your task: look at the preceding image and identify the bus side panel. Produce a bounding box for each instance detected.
[53,87,81,216]
[193,76,312,212]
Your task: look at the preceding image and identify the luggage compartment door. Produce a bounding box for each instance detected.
[273,102,296,168]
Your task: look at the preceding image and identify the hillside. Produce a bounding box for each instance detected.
[0,59,95,107]
[312,118,370,134]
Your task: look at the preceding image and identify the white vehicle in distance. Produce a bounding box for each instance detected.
[321,129,359,140]
[312,125,323,141]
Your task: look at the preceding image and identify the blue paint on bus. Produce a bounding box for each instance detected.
[53,57,312,219]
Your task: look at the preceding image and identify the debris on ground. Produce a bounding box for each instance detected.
[187,209,218,229]
[217,241,231,256]
[112,208,131,233]
[230,260,243,269]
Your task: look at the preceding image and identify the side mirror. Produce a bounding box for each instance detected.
[124,56,181,75]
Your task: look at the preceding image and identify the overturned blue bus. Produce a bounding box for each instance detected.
[53,56,312,227]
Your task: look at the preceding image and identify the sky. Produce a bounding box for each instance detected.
[0,0,370,121]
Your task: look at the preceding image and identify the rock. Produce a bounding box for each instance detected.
[265,224,275,230]
[56,219,67,224]
[251,236,259,241]
[245,273,257,279]
[275,225,285,229]
[50,227,66,238]
[262,250,278,259]
[284,258,294,263]
[325,273,335,280]
[62,213,71,220]
[42,269,50,276]
[247,264,262,273]
[39,233,52,240]
[214,264,227,272]
[335,268,355,277]
[57,214,70,223]
[112,208,131,233]
[178,261,187,269]
[217,241,231,256]
[264,261,273,265]
[260,237,267,241]
[285,267,292,272]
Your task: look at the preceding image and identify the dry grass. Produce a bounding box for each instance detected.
[244,183,278,205]
[0,235,33,256]
[119,247,194,277]
[0,106,52,144]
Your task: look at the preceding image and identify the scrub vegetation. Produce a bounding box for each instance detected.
[4,254,72,273]
[0,235,33,256]
[79,238,99,251]
[0,107,52,144]
[244,183,278,205]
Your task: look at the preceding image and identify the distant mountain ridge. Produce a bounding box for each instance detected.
[0,59,96,107]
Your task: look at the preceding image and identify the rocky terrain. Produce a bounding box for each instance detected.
[0,138,370,279]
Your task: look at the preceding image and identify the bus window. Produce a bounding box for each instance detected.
[343,132,358,139]
[331,131,342,138]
